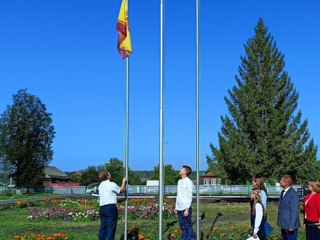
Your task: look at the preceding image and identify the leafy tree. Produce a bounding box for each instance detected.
[0,157,11,184]
[128,170,143,185]
[80,166,100,186]
[207,19,318,184]
[150,164,180,185]
[0,89,55,190]
[105,158,142,185]
[67,172,81,184]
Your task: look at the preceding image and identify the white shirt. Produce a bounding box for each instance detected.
[175,177,193,211]
[254,203,263,234]
[282,186,291,198]
[98,180,120,206]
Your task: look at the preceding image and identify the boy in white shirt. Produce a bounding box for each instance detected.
[174,165,194,240]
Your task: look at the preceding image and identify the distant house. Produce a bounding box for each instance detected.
[44,166,80,187]
[199,171,221,185]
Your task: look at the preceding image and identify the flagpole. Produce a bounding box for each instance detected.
[116,0,131,237]
[196,0,200,239]
[159,0,164,239]
[123,0,130,239]
[124,57,129,240]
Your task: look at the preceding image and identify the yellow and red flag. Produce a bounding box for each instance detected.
[116,0,132,59]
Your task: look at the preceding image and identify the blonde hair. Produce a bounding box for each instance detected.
[308,181,320,193]
[251,187,266,216]
[252,176,267,192]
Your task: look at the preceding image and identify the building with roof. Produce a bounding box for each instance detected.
[199,171,221,185]
[44,166,80,187]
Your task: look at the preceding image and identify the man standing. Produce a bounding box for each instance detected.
[98,170,126,240]
[277,174,300,240]
[174,165,195,240]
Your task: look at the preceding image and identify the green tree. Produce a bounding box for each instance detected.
[105,158,142,185]
[207,19,318,184]
[67,172,81,184]
[0,157,11,184]
[0,89,55,190]
[150,164,180,185]
[80,166,100,186]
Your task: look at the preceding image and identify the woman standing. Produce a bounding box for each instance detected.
[98,170,126,240]
[303,181,320,240]
[250,188,266,240]
[252,176,267,210]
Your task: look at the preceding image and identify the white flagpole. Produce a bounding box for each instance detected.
[159,0,164,239]
[196,0,200,239]
[124,57,129,240]
[124,2,130,239]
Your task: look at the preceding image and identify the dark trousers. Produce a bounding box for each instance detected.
[281,228,298,240]
[305,219,320,240]
[99,204,118,240]
[177,207,194,240]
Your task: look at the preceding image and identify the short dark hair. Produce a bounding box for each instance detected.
[282,174,294,186]
[182,165,192,176]
[99,170,110,181]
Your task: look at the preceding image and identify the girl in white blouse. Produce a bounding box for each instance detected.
[250,188,266,240]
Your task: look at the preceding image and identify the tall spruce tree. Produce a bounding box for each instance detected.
[0,89,55,190]
[207,19,318,184]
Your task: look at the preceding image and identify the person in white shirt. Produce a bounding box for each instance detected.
[98,170,126,240]
[174,165,194,240]
[250,187,266,240]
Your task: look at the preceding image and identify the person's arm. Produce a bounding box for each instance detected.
[288,190,299,231]
[317,195,320,229]
[261,190,267,210]
[186,180,193,207]
[119,177,127,193]
[253,203,263,234]
[183,180,193,217]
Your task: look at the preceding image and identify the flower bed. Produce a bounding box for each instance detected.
[7,198,307,240]
[11,232,69,240]
[25,198,99,221]
[26,198,175,222]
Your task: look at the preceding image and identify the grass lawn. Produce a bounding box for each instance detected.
[0,199,307,240]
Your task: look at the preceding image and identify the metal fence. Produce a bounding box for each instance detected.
[127,184,294,195]
[0,184,302,196]
[52,186,86,195]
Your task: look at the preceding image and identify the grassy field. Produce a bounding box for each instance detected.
[0,199,307,240]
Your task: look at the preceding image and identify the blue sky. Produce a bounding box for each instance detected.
[0,1,319,172]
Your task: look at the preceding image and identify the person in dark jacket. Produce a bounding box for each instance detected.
[277,174,300,240]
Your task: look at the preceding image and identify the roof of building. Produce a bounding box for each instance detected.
[200,171,220,177]
[45,166,69,179]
